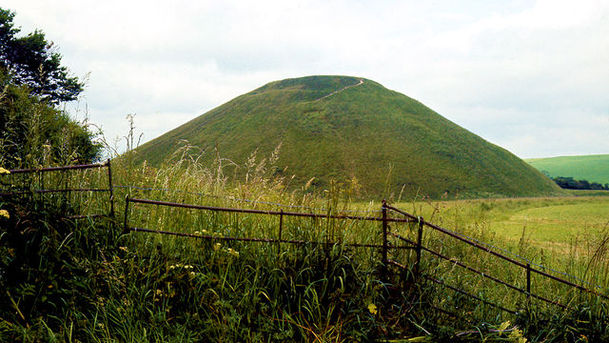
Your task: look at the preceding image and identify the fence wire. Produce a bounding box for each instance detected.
[114,184,383,214]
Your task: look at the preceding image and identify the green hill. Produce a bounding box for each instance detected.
[526,154,609,184]
[135,75,563,199]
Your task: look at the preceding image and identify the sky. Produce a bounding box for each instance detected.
[3,0,609,158]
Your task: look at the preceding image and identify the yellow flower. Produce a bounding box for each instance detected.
[368,303,377,315]
[0,209,9,219]
[509,327,527,343]
[227,248,239,257]
[498,321,510,332]
[0,167,10,174]
[213,243,221,251]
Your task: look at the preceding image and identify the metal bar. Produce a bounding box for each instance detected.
[530,267,609,300]
[128,197,413,223]
[388,232,566,308]
[388,205,609,300]
[424,276,517,315]
[383,204,419,220]
[8,162,108,174]
[382,201,389,280]
[387,204,530,266]
[64,214,106,220]
[278,209,283,255]
[0,188,110,196]
[129,226,415,250]
[36,188,110,193]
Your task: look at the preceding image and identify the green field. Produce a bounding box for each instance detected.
[395,195,609,260]
[526,154,609,184]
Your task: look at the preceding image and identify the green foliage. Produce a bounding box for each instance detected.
[0,8,99,168]
[552,176,609,191]
[0,7,83,103]
[134,75,564,200]
[2,154,608,342]
[0,60,101,169]
[526,154,609,185]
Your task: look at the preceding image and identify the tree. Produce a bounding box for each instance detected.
[0,8,100,168]
[0,8,83,103]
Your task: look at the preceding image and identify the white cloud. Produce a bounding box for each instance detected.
[3,0,609,156]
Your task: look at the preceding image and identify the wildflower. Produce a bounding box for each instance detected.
[156,289,163,296]
[119,246,128,252]
[509,327,527,343]
[498,321,510,332]
[0,167,10,174]
[213,242,221,251]
[367,303,377,315]
[0,209,9,219]
[227,248,239,257]
[189,271,196,277]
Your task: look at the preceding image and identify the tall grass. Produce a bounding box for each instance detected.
[1,146,609,341]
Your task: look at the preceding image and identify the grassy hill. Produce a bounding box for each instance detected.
[526,154,609,185]
[135,75,563,199]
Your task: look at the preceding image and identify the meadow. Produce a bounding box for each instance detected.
[526,154,609,185]
[1,151,609,342]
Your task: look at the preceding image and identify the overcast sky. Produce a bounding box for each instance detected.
[3,0,609,158]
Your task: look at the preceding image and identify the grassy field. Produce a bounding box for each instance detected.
[526,154,609,184]
[2,154,609,341]
[395,195,609,250]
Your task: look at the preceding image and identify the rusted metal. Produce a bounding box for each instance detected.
[389,231,567,309]
[381,200,389,280]
[424,275,517,315]
[383,203,418,220]
[0,188,110,196]
[129,226,415,250]
[389,206,609,300]
[128,197,413,223]
[64,214,106,220]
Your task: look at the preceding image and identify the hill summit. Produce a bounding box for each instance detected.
[135,75,562,199]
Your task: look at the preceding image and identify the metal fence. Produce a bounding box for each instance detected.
[2,161,608,319]
[0,160,115,219]
[124,196,609,317]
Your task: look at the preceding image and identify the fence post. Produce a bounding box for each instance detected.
[381,200,388,281]
[278,209,283,255]
[107,159,115,218]
[415,217,424,280]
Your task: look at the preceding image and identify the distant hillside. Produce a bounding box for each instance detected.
[135,75,563,199]
[526,154,609,184]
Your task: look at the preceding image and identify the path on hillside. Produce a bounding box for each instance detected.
[315,79,364,101]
